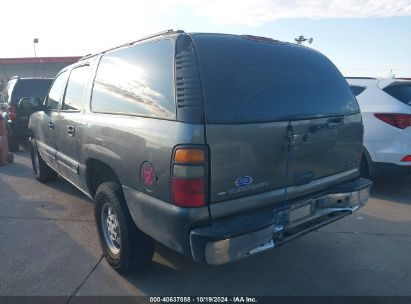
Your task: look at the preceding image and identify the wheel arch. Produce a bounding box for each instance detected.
[86,158,121,198]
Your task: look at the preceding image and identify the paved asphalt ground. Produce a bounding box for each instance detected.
[0,146,410,299]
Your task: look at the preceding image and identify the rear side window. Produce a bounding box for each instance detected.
[46,71,69,111]
[384,84,411,105]
[192,34,359,123]
[350,85,366,97]
[62,65,90,111]
[0,80,17,104]
[10,79,53,103]
[91,39,175,119]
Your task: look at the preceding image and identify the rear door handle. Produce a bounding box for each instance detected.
[48,121,54,129]
[67,125,75,136]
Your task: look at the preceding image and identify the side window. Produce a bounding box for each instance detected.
[0,85,8,104]
[350,85,366,97]
[62,65,90,111]
[1,80,16,104]
[46,71,69,111]
[91,39,175,119]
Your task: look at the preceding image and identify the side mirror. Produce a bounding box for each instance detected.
[19,97,43,112]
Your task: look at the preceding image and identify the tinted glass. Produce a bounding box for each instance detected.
[384,84,411,105]
[63,65,90,111]
[11,79,53,104]
[92,39,175,119]
[0,80,17,104]
[350,85,366,97]
[46,71,69,110]
[192,34,359,123]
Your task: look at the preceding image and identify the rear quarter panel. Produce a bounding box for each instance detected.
[80,113,205,202]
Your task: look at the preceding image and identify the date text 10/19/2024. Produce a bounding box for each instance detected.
[150,297,258,303]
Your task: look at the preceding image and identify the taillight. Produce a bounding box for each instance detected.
[171,147,208,207]
[7,105,16,121]
[374,113,411,129]
[401,155,411,162]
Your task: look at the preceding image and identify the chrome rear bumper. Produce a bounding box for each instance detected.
[191,178,372,265]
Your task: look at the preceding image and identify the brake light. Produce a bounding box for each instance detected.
[401,155,411,162]
[171,147,207,208]
[374,113,411,129]
[172,178,205,207]
[7,105,16,121]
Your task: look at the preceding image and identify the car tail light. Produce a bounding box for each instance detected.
[401,155,411,162]
[171,147,208,207]
[374,113,411,129]
[7,105,16,121]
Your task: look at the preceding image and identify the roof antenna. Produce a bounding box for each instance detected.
[294,35,313,45]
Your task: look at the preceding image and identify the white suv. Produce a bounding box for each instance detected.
[346,77,411,178]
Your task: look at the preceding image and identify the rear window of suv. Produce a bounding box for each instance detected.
[384,84,411,105]
[11,79,53,104]
[192,34,359,123]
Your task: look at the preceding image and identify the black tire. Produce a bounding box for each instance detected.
[8,135,19,152]
[94,182,154,274]
[30,140,58,182]
[359,155,369,179]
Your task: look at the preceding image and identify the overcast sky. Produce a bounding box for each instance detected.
[1,0,411,77]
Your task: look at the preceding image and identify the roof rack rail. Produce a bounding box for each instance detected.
[81,29,184,60]
[345,77,376,80]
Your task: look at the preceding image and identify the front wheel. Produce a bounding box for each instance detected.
[30,140,57,182]
[94,182,154,274]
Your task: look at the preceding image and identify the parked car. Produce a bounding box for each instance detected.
[346,77,411,178]
[0,76,53,151]
[28,30,372,274]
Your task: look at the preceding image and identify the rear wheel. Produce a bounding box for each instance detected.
[30,140,57,182]
[94,182,154,274]
[8,135,19,152]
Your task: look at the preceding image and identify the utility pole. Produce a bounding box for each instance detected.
[33,38,39,57]
[295,35,313,45]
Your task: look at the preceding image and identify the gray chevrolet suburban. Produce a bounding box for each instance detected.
[28,30,373,274]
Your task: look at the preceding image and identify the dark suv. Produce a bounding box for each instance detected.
[0,76,53,151]
[28,30,372,273]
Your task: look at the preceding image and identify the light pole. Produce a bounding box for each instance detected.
[33,38,39,57]
[295,35,313,45]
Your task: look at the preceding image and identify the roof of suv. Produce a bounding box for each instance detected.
[79,29,298,62]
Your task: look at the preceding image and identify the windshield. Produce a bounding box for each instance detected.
[11,79,53,104]
[192,34,359,123]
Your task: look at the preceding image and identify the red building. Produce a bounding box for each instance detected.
[0,56,81,89]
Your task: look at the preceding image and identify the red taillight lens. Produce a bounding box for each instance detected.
[374,113,411,129]
[401,155,411,162]
[171,146,208,208]
[7,105,17,121]
[172,178,205,207]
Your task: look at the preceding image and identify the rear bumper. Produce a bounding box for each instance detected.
[190,178,373,265]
